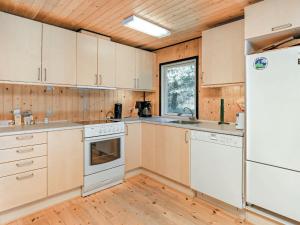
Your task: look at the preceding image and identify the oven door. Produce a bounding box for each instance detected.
[84,134,125,176]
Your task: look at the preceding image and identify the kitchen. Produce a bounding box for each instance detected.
[0,0,299,225]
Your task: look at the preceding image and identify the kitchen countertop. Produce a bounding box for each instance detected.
[0,122,83,137]
[122,117,244,137]
[0,117,244,137]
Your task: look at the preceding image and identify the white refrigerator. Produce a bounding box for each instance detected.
[246,46,300,222]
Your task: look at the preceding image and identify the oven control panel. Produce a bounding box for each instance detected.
[84,122,125,138]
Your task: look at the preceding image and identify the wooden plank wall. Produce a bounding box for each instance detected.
[154,38,244,123]
[0,84,144,122]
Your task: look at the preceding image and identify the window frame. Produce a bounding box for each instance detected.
[159,56,199,119]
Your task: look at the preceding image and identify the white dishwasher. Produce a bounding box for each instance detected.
[191,130,243,208]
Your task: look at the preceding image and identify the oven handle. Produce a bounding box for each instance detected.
[85,133,124,142]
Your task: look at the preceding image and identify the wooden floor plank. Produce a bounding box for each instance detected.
[5,175,254,225]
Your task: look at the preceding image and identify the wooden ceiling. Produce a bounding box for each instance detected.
[0,0,258,50]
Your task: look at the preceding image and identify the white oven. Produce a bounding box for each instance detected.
[81,121,125,197]
[84,133,125,175]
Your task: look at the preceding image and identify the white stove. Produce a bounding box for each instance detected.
[78,120,125,197]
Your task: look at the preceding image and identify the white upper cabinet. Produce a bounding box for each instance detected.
[98,39,116,87]
[116,43,136,89]
[42,24,77,86]
[245,0,300,40]
[202,20,245,86]
[77,33,98,87]
[0,12,42,83]
[135,49,155,90]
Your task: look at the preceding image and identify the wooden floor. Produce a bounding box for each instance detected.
[7,175,253,225]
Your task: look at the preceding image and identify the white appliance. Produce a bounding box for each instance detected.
[246,46,300,222]
[80,120,125,197]
[235,112,245,130]
[191,130,243,208]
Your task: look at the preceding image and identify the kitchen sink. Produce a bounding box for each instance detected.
[168,120,201,125]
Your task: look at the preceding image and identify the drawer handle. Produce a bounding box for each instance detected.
[16,148,34,153]
[16,160,34,167]
[16,135,34,141]
[272,23,292,32]
[16,173,34,181]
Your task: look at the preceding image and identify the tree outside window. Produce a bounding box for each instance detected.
[160,58,197,117]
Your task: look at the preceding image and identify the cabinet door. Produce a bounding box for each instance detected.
[141,123,156,172]
[98,39,116,87]
[115,43,136,89]
[202,20,244,86]
[0,168,47,212]
[155,125,190,186]
[77,33,98,87]
[48,129,83,196]
[125,123,141,172]
[135,49,154,90]
[0,12,42,83]
[42,24,76,85]
[245,0,300,39]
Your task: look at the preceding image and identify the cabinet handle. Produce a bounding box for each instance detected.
[125,124,128,135]
[99,74,102,85]
[44,68,47,81]
[38,68,41,81]
[185,131,189,144]
[16,160,34,167]
[16,135,34,141]
[16,173,34,181]
[16,148,34,153]
[272,23,292,32]
[95,74,98,85]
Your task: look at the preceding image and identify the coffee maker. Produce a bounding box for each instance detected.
[135,101,152,117]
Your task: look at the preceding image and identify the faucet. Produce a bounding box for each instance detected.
[177,107,197,121]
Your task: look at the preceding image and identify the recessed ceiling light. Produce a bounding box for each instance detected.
[122,15,170,38]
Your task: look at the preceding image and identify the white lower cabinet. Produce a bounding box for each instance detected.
[0,168,47,212]
[125,123,141,172]
[47,129,84,196]
[0,156,47,178]
[247,161,300,222]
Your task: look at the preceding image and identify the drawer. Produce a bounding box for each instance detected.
[0,144,47,163]
[0,168,47,212]
[0,156,47,178]
[0,132,47,150]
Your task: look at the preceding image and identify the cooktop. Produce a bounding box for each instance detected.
[77,120,118,126]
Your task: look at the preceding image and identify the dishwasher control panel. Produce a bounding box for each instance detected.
[190,130,243,148]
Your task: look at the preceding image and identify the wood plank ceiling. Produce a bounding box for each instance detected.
[0,0,257,50]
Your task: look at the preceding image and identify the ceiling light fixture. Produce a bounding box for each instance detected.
[122,15,170,38]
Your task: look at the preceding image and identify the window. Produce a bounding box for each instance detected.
[160,57,198,118]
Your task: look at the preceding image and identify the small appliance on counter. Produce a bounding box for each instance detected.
[114,103,122,119]
[235,112,245,130]
[22,110,34,125]
[12,109,22,126]
[135,101,152,117]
